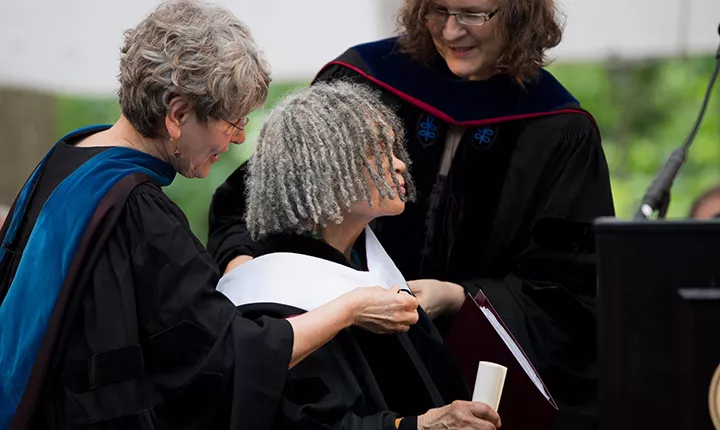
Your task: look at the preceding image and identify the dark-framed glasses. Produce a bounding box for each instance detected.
[425,8,499,26]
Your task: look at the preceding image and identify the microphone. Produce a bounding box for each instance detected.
[634,24,720,220]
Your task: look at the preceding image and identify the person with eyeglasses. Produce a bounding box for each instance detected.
[209,1,614,429]
[0,1,421,429]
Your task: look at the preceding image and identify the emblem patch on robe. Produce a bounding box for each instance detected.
[417,114,440,147]
[472,125,498,151]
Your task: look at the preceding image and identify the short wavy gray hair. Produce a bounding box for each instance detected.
[118,0,270,138]
[246,81,416,240]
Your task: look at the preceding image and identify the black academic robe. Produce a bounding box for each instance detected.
[237,233,471,430]
[208,38,615,430]
[0,131,293,429]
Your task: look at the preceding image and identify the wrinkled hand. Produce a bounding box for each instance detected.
[419,400,501,430]
[346,286,419,334]
[407,279,466,319]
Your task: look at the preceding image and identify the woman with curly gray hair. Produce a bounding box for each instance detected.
[0,2,418,429]
[245,80,415,240]
[217,81,502,430]
[210,1,615,429]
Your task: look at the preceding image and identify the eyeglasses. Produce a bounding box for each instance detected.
[425,7,499,26]
[219,117,250,138]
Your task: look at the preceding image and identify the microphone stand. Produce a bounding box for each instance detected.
[634,24,720,220]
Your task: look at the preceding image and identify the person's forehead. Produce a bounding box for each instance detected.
[431,0,495,10]
[700,195,720,206]
[696,195,720,215]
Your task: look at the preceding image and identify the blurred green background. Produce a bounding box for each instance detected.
[51,56,720,243]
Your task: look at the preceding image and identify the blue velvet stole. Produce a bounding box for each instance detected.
[0,125,175,427]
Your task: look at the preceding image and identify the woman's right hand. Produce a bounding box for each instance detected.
[345,285,419,334]
[418,400,502,429]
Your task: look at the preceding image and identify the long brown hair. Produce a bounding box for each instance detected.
[396,0,563,84]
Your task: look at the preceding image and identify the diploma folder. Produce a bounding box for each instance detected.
[444,291,558,430]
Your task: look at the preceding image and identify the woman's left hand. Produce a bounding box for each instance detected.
[407,279,467,319]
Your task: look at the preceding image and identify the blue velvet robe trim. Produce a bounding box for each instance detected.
[0,125,175,426]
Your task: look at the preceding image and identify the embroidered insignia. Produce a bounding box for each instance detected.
[417,114,440,147]
[472,125,498,151]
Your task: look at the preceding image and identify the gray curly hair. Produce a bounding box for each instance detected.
[118,0,270,138]
[246,81,416,240]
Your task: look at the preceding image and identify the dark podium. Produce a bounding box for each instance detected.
[595,218,720,429]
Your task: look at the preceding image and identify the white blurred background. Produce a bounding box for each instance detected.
[1,0,718,94]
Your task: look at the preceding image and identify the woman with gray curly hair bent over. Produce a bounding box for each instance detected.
[217,81,502,430]
[0,2,418,429]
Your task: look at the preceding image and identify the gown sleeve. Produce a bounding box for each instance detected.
[238,303,421,430]
[207,162,264,271]
[457,114,613,411]
[60,182,294,429]
[270,327,414,430]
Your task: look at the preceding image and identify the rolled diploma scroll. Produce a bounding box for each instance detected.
[472,361,507,411]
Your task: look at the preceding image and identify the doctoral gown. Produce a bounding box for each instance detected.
[236,232,471,430]
[0,126,293,430]
[208,37,615,430]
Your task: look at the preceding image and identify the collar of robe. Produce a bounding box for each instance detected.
[314,37,589,129]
